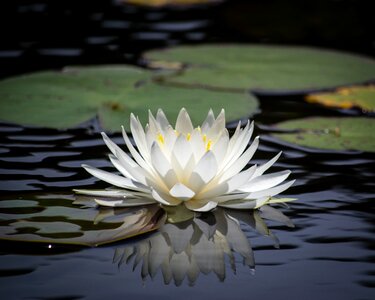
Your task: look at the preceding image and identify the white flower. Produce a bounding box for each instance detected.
[75,108,295,212]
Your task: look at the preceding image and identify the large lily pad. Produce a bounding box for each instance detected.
[145,45,375,95]
[271,117,375,152]
[0,65,258,132]
[306,85,375,112]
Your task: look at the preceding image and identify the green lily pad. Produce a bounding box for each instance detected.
[271,117,375,152]
[0,65,259,132]
[0,193,164,246]
[145,45,375,94]
[306,85,375,112]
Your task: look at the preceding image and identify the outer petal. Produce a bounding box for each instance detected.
[245,180,296,199]
[95,198,156,207]
[82,164,150,193]
[238,170,291,193]
[218,199,257,210]
[253,151,282,178]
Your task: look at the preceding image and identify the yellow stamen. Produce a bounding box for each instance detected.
[206,139,212,151]
[202,134,207,143]
[186,133,191,141]
[157,133,165,144]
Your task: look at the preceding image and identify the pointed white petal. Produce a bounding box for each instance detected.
[191,151,217,183]
[82,164,150,192]
[73,188,131,197]
[225,165,257,193]
[201,108,215,132]
[207,109,226,140]
[190,128,206,161]
[130,114,150,161]
[218,199,257,210]
[101,132,138,168]
[172,134,193,169]
[253,151,282,178]
[219,136,259,183]
[156,109,170,131]
[245,180,295,199]
[239,170,291,193]
[169,183,195,201]
[122,126,153,173]
[211,130,229,164]
[150,142,171,177]
[95,198,155,207]
[175,108,193,134]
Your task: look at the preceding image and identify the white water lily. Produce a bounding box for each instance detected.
[75,108,295,212]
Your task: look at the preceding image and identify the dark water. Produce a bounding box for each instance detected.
[1,0,375,299]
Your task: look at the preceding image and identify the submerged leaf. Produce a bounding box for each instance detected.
[272,117,375,152]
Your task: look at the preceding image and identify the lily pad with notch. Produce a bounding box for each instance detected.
[145,44,375,95]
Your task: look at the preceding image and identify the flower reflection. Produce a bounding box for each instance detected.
[99,204,294,286]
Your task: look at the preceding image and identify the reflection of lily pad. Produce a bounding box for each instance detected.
[271,117,375,152]
[0,193,163,246]
[145,45,375,94]
[306,85,375,112]
[0,66,258,132]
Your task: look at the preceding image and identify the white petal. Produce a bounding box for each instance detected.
[110,153,148,185]
[218,199,257,210]
[82,164,150,193]
[253,152,282,178]
[156,109,170,131]
[190,151,217,184]
[208,192,250,203]
[211,130,229,164]
[122,126,153,173]
[73,188,132,197]
[238,170,291,193]
[95,198,155,207]
[184,200,218,212]
[175,108,193,134]
[201,108,215,133]
[101,132,138,168]
[130,114,150,161]
[218,136,259,183]
[190,128,206,161]
[150,142,171,177]
[151,189,182,206]
[172,134,193,169]
[225,165,257,193]
[207,109,225,139]
[108,154,133,179]
[245,180,295,199]
[169,183,195,201]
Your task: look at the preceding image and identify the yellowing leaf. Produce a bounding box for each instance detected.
[306,85,375,112]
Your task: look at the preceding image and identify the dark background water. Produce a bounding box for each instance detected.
[0,0,375,299]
